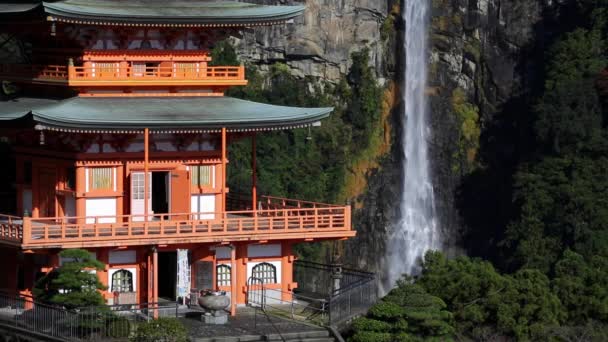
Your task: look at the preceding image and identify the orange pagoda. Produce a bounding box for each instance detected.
[0,0,355,315]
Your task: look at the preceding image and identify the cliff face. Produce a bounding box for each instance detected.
[234,0,556,277]
[427,0,549,253]
[233,0,393,83]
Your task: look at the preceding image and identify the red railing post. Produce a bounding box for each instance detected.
[22,218,30,246]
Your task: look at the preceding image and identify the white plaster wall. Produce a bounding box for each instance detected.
[85,198,117,223]
[247,244,281,258]
[191,194,215,219]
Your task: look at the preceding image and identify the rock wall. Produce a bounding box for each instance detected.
[427,0,555,253]
[233,0,393,83]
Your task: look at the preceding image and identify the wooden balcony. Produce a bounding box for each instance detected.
[0,64,68,85]
[0,64,246,87]
[0,201,353,250]
[67,65,247,87]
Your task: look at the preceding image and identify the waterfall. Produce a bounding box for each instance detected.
[383,0,440,294]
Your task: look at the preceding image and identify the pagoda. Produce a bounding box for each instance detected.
[0,0,355,315]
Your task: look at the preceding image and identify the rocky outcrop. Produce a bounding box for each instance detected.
[232,0,393,83]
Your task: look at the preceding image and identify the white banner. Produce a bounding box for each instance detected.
[176,249,190,301]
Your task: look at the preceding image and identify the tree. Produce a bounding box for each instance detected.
[417,252,565,340]
[350,279,454,341]
[33,249,106,308]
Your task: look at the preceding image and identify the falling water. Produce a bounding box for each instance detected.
[383,0,440,294]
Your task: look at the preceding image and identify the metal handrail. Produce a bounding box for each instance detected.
[0,290,181,341]
[247,277,286,342]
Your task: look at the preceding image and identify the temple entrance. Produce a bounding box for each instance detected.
[130,171,170,220]
[151,172,169,215]
[158,251,177,301]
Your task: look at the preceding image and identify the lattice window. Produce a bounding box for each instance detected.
[111,269,133,293]
[216,264,231,287]
[191,165,213,187]
[252,262,277,284]
[175,62,197,77]
[132,62,146,77]
[90,168,113,190]
[131,173,147,200]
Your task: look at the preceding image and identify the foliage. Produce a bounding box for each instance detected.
[349,279,454,341]
[33,249,106,308]
[130,318,188,342]
[451,88,480,171]
[418,252,564,340]
[107,316,131,338]
[212,41,383,208]
[208,39,240,67]
[552,250,608,324]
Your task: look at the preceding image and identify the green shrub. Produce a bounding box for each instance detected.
[130,318,188,342]
[107,316,131,338]
[350,331,392,342]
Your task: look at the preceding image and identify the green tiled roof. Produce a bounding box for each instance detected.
[0,96,332,131]
[0,1,305,25]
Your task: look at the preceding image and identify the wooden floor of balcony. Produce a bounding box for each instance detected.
[0,205,354,249]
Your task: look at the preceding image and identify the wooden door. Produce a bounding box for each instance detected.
[170,169,189,220]
[38,169,56,218]
[130,172,151,221]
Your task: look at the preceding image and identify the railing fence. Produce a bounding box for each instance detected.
[247,261,377,329]
[0,291,179,341]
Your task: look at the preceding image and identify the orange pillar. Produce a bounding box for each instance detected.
[230,244,237,316]
[251,134,257,213]
[281,241,295,301]
[147,252,153,304]
[221,128,227,212]
[235,242,248,305]
[97,248,111,303]
[144,128,149,223]
[153,247,158,318]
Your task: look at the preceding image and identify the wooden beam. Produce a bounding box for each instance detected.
[230,244,237,316]
[153,246,158,318]
[251,133,257,214]
[144,128,149,223]
[221,128,227,212]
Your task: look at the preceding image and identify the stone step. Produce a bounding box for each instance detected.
[281,338,335,342]
[265,330,331,340]
[193,335,264,342]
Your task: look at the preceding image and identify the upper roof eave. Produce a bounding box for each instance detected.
[41,1,305,26]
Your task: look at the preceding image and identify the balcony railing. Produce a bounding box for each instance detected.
[0,202,353,249]
[68,65,246,86]
[227,194,343,211]
[0,64,68,84]
[0,63,246,87]
[0,214,23,245]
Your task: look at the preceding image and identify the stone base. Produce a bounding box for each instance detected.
[202,312,228,325]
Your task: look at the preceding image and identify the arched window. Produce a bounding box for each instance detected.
[111,269,133,292]
[252,262,277,284]
[216,264,231,287]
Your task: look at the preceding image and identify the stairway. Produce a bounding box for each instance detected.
[194,329,336,342]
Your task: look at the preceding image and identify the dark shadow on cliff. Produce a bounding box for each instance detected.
[456,95,535,267]
[454,2,579,270]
